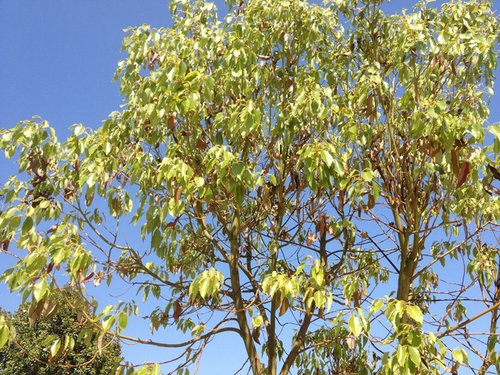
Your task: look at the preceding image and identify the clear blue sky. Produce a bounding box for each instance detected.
[1,1,499,374]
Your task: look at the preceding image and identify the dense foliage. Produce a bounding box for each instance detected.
[0,0,499,374]
[0,291,121,375]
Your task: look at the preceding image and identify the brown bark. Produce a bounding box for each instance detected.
[279,313,312,375]
[228,215,264,375]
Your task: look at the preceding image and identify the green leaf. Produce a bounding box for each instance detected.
[348,315,362,338]
[310,261,324,287]
[332,159,344,176]
[50,338,61,358]
[313,291,326,308]
[151,230,161,249]
[269,174,278,186]
[361,169,373,182]
[452,348,467,364]
[435,100,446,112]
[252,315,263,329]
[295,263,306,275]
[118,311,128,330]
[21,216,33,234]
[102,315,115,332]
[407,305,423,324]
[188,279,199,302]
[33,279,48,302]
[63,334,75,352]
[101,305,114,315]
[437,31,448,45]
[73,124,85,136]
[408,346,421,366]
[199,277,210,299]
[194,176,205,187]
[191,324,206,337]
[370,299,384,314]
[489,124,500,140]
[326,292,333,312]
[320,150,333,167]
[0,317,9,349]
[396,345,407,366]
[372,183,380,200]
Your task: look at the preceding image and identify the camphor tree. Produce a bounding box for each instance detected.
[0,290,122,375]
[0,0,499,374]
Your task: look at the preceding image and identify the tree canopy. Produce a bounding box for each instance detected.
[0,0,499,374]
[0,290,122,375]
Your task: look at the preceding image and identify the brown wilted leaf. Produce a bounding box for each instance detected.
[252,327,261,344]
[366,94,374,117]
[196,138,207,150]
[40,299,58,319]
[174,186,182,203]
[147,50,159,71]
[456,161,470,188]
[85,188,95,207]
[346,334,356,350]
[353,289,366,308]
[93,272,103,287]
[306,233,318,246]
[1,236,11,252]
[167,115,176,130]
[28,300,45,325]
[64,186,74,200]
[173,302,182,322]
[279,297,289,317]
[487,164,500,180]
[367,194,375,209]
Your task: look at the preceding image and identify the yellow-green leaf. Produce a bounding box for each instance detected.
[102,315,115,332]
[408,346,421,366]
[252,315,264,329]
[348,315,362,338]
[33,279,48,302]
[320,150,333,167]
[199,277,210,299]
[0,317,9,349]
[407,305,423,324]
[118,311,128,330]
[452,348,467,364]
[50,338,61,358]
[396,345,407,366]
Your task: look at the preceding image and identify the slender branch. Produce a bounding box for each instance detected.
[115,327,239,348]
[438,300,500,339]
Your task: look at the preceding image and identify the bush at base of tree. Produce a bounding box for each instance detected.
[0,290,122,375]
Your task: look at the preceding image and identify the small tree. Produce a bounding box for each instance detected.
[0,290,122,375]
[0,0,499,374]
